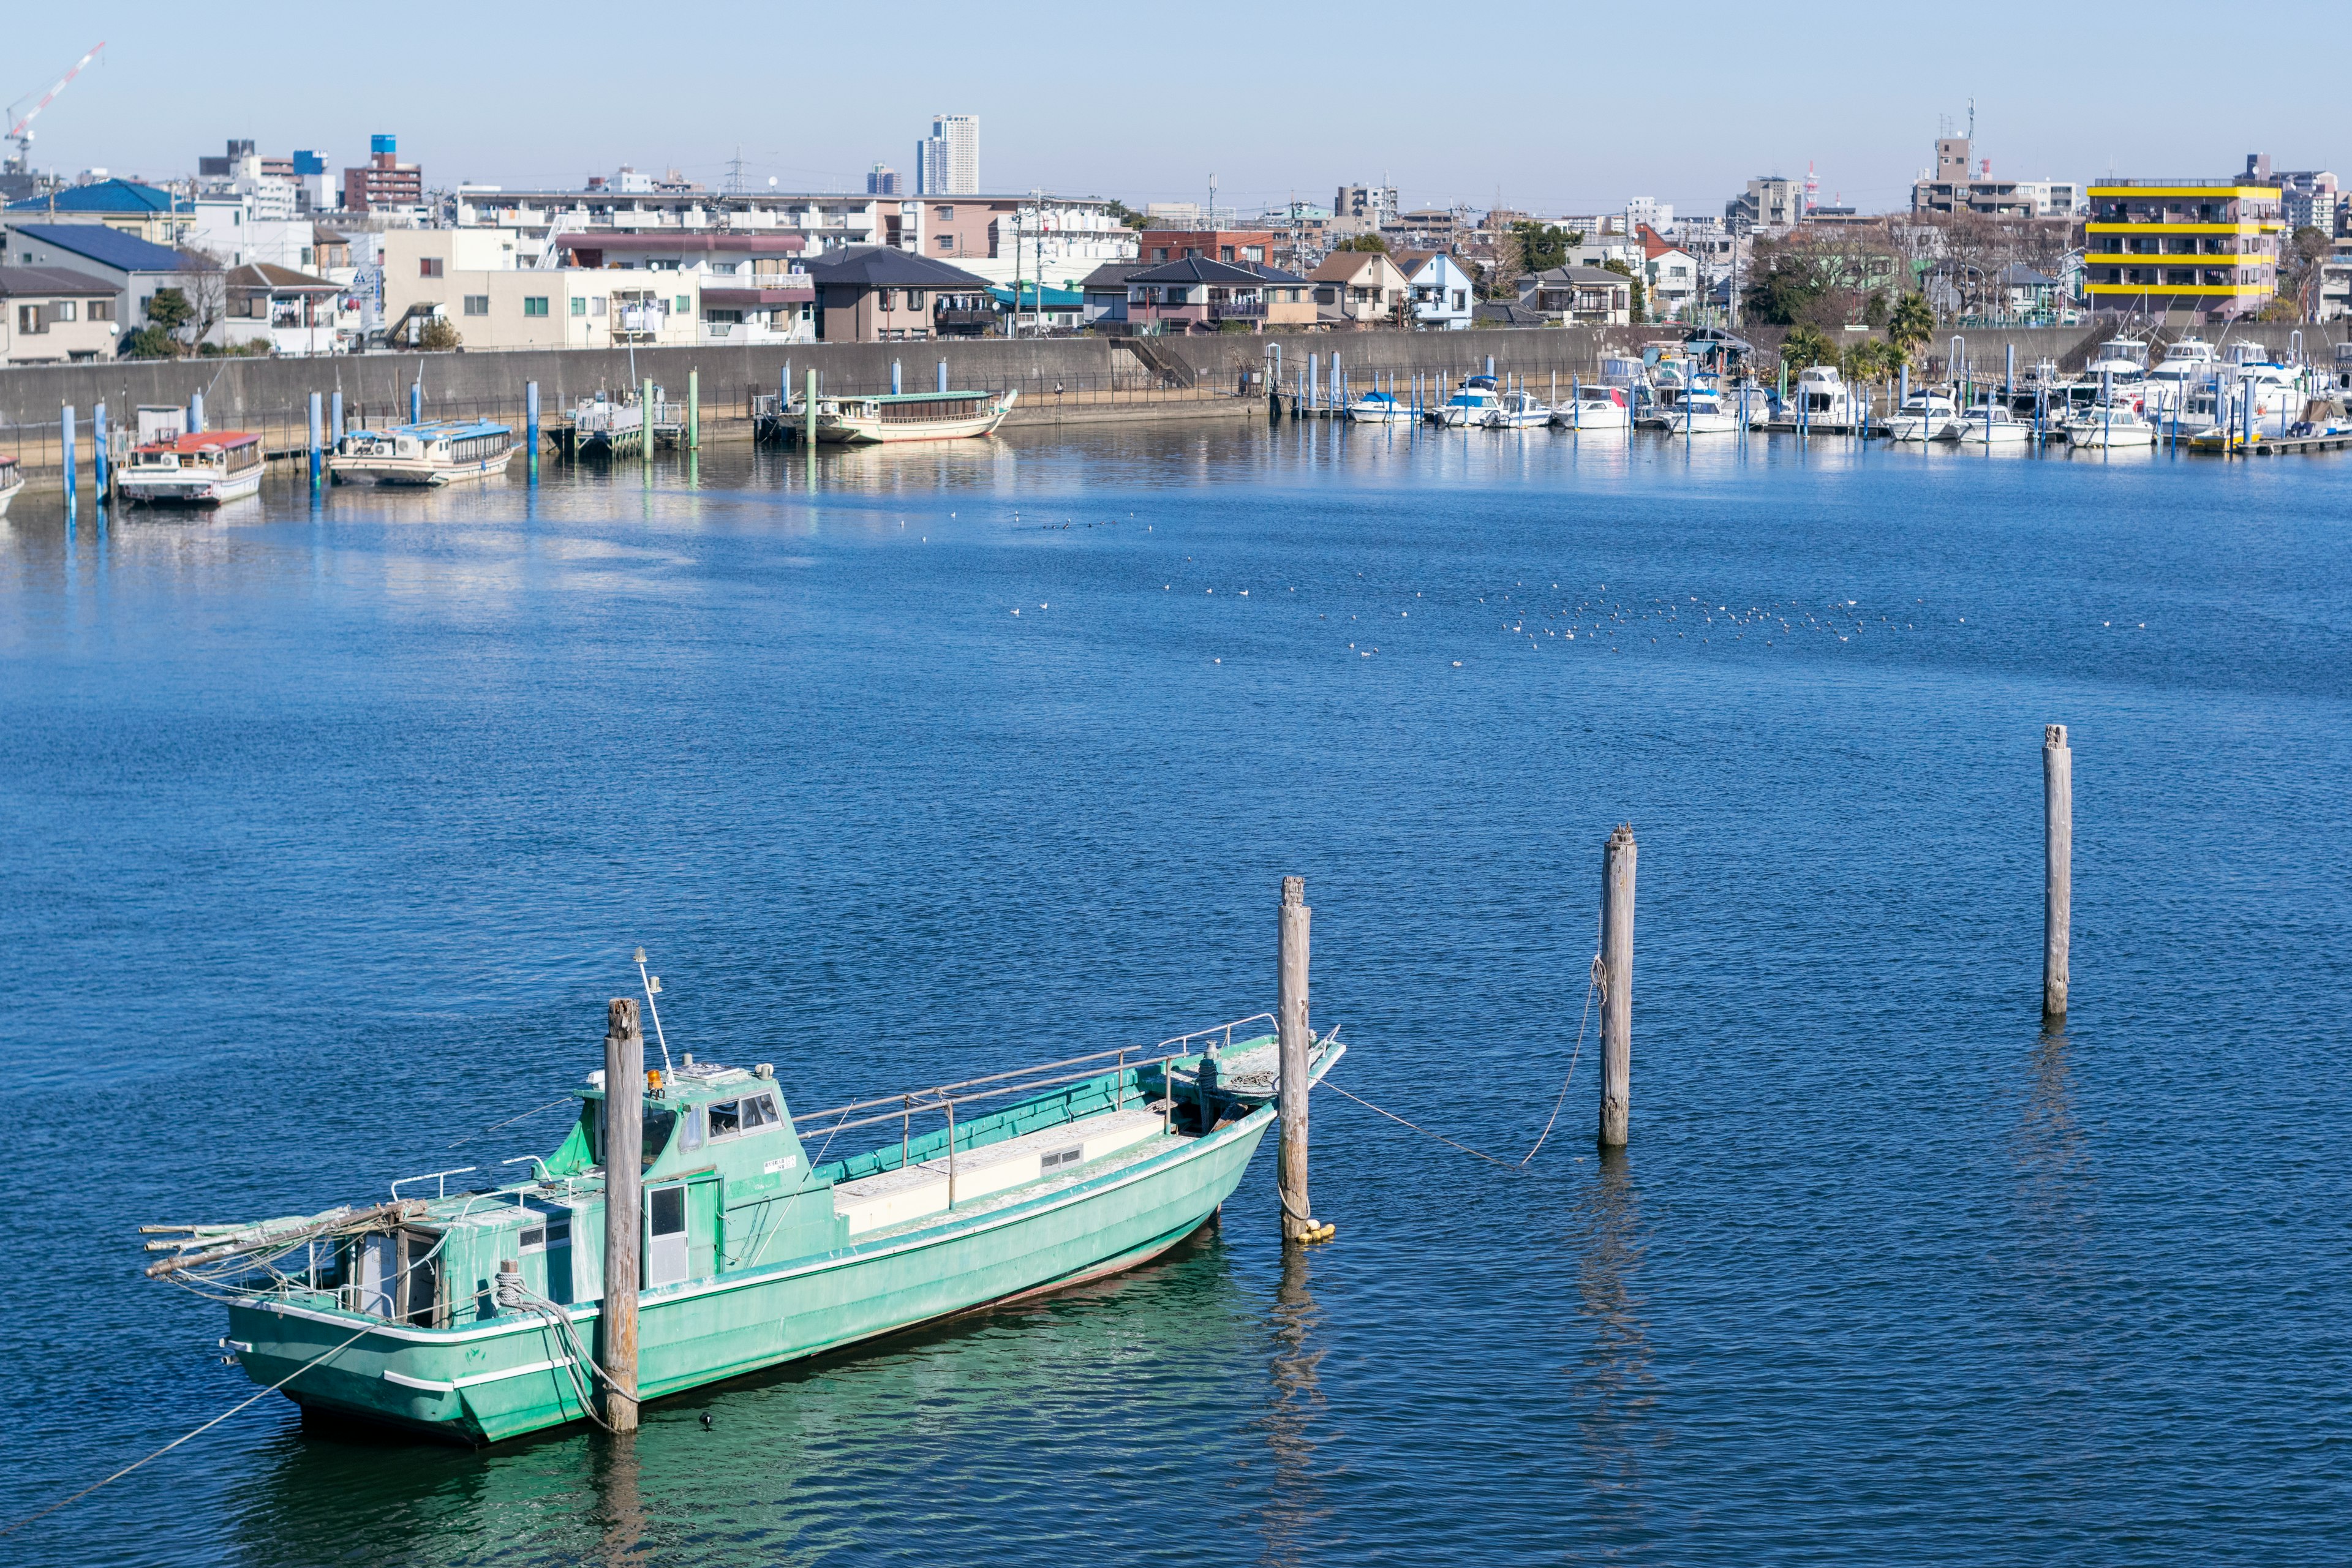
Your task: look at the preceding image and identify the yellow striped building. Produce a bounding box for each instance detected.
[2084,178,2281,321]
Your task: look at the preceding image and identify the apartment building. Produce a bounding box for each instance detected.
[2084,173,2282,321]
[920,195,1136,288]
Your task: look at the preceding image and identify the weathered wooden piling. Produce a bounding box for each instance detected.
[2043,725,2071,1016]
[601,997,643,1432]
[1597,824,1637,1148]
[1277,875,1314,1242]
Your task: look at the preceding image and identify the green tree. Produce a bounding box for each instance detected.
[1887,291,1935,352]
[416,317,462,351]
[1509,221,1578,274]
[118,324,179,359]
[1104,198,1148,232]
[143,286,195,337]
[1338,233,1390,253]
[1601,258,1646,321]
[1781,323,1836,376]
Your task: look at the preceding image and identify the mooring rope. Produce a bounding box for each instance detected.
[1319,956,1599,1171]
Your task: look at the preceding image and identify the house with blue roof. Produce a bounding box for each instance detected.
[2,222,212,347]
[3,179,187,244]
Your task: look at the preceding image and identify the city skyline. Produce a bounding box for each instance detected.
[14,1,2345,218]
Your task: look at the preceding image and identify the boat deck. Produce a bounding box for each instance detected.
[833,1108,1174,1240]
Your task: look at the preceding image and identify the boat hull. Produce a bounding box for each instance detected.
[227,1101,1274,1444]
[0,474,20,518]
[120,468,265,506]
[329,447,519,488]
[816,393,1016,445]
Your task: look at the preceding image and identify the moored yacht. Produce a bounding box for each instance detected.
[1554,383,1632,431]
[1884,391,1960,442]
[1787,364,1866,426]
[1345,390,1415,424]
[2142,337,2217,413]
[2067,402,2158,447]
[1482,390,1553,429]
[2082,337,2151,395]
[1429,375,1502,428]
[1947,405,2033,445]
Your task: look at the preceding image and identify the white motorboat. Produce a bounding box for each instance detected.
[119,431,265,505]
[1346,390,1415,424]
[1482,391,1553,429]
[1657,380,1741,435]
[1884,391,1960,442]
[329,420,518,487]
[2067,403,2158,447]
[1555,384,1633,431]
[2082,337,2151,395]
[1430,375,1502,427]
[2142,337,2217,414]
[1948,405,2033,445]
[0,453,20,518]
[1787,364,1866,426]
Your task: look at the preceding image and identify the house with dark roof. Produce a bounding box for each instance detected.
[799,246,993,341]
[0,267,123,363]
[1,222,213,342]
[1513,265,1634,326]
[1125,257,1312,334]
[1308,251,1411,327]
[221,263,343,353]
[1079,262,1148,328]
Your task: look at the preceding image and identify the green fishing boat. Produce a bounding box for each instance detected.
[149,1008,1341,1444]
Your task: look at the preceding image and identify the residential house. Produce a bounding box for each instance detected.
[800,246,994,342]
[221,263,344,355]
[556,231,815,344]
[383,228,703,349]
[1638,226,1700,319]
[2,179,190,245]
[1,224,211,345]
[1137,228,1278,268]
[1396,251,1475,329]
[1309,251,1411,327]
[1078,262,1148,328]
[1516,266,1634,326]
[1122,258,1311,334]
[0,267,121,363]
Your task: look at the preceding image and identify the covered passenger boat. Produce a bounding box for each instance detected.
[328,419,516,486]
[119,432,265,505]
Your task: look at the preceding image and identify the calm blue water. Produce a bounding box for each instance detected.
[2,423,2348,1566]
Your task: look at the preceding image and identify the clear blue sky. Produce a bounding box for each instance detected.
[15,3,2344,217]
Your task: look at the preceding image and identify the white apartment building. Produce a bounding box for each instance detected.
[919,115,979,197]
[452,185,918,254]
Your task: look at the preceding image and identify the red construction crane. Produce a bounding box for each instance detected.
[6,42,108,177]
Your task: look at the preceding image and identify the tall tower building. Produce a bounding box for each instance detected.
[917,114,979,196]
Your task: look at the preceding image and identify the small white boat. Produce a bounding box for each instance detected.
[1788,364,1866,426]
[2067,403,2158,448]
[120,432,265,505]
[1669,383,1741,434]
[1430,375,1501,427]
[0,453,20,518]
[1948,405,2033,445]
[329,420,518,487]
[795,388,1017,444]
[2143,337,2216,414]
[1554,384,1632,431]
[1481,391,1553,429]
[1885,391,1960,442]
[1346,391,1415,424]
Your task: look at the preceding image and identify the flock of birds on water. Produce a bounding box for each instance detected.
[991,506,2166,666]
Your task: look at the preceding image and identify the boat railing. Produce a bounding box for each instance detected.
[796,1011,1278,1146]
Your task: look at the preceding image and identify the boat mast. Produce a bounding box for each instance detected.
[633,946,675,1076]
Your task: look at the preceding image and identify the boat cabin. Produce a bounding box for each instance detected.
[128,432,262,475]
[336,420,512,466]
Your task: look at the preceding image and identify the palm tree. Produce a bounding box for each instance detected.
[1887,292,1935,355]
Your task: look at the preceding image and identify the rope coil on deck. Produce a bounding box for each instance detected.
[1319,956,1599,1172]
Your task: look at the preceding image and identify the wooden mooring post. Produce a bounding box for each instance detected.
[1597,824,1637,1148]
[2043,726,2071,1017]
[601,998,644,1432]
[1278,876,1316,1242]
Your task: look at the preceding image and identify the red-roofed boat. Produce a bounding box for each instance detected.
[121,431,264,505]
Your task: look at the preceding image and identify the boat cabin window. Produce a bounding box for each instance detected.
[707,1091,779,1140]
[595,1101,679,1171]
[519,1217,569,1254]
